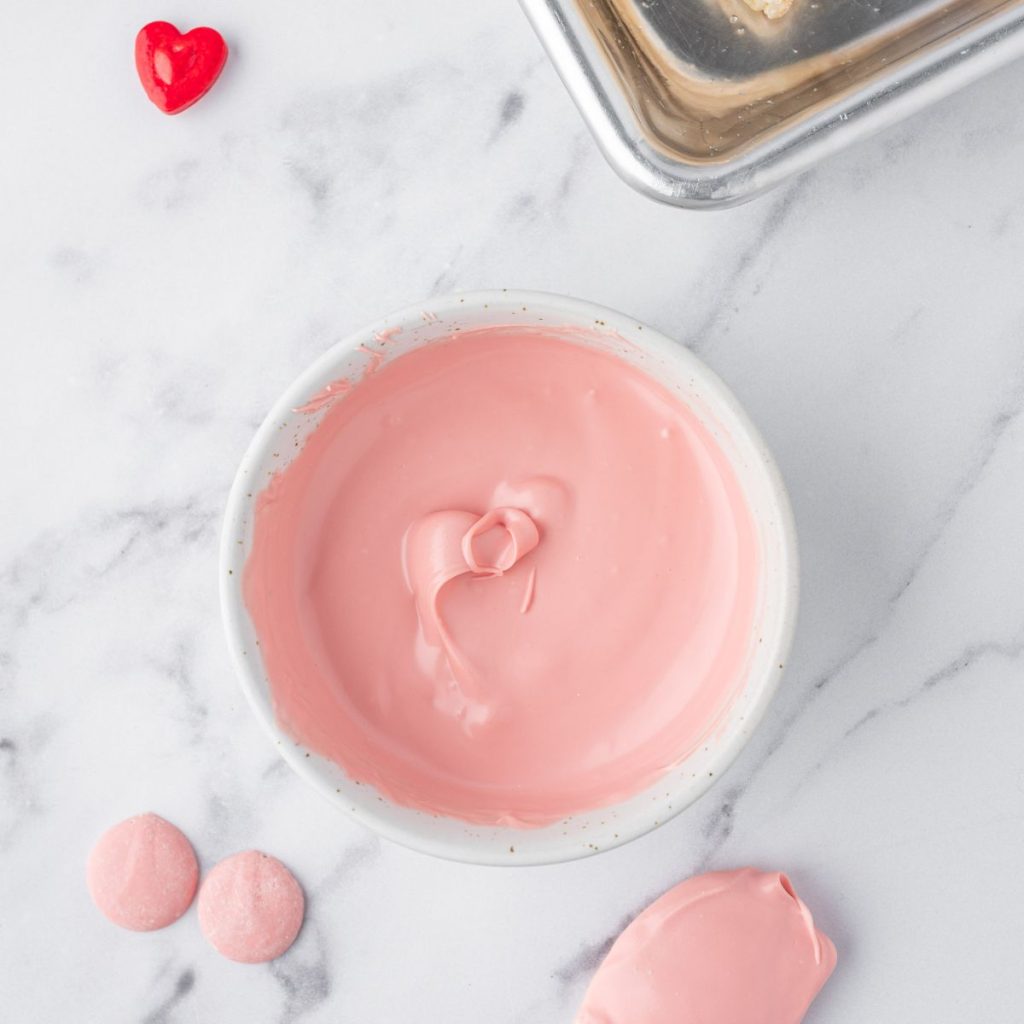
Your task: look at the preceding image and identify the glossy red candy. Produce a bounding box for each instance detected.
[135,21,228,115]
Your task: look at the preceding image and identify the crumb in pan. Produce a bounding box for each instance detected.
[743,0,796,19]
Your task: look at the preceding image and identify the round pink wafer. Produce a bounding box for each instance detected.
[87,813,199,931]
[197,850,304,963]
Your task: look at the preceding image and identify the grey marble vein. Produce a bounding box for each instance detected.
[489,90,526,145]
[269,924,333,1024]
[141,968,196,1024]
[685,173,815,355]
[888,353,1024,602]
[843,635,1024,746]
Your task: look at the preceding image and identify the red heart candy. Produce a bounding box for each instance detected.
[135,21,228,115]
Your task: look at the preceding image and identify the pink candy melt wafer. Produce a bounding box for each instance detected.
[197,850,304,963]
[87,813,198,931]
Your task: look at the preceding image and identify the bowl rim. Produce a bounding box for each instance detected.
[220,288,799,865]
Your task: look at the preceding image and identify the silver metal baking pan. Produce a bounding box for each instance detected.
[520,0,1024,207]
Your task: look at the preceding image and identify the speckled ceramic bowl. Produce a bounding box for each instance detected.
[221,290,798,865]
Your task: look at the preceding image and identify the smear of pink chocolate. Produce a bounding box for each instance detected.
[577,868,837,1024]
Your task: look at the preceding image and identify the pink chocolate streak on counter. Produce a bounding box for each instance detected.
[244,327,759,826]
[576,868,836,1024]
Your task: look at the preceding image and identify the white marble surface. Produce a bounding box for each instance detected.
[3,1,1024,1019]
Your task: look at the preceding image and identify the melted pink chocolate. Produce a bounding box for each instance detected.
[577,868,836,1024]
[244,328,759,826]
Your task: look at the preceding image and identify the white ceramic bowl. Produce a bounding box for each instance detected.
[221,290,798,865]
